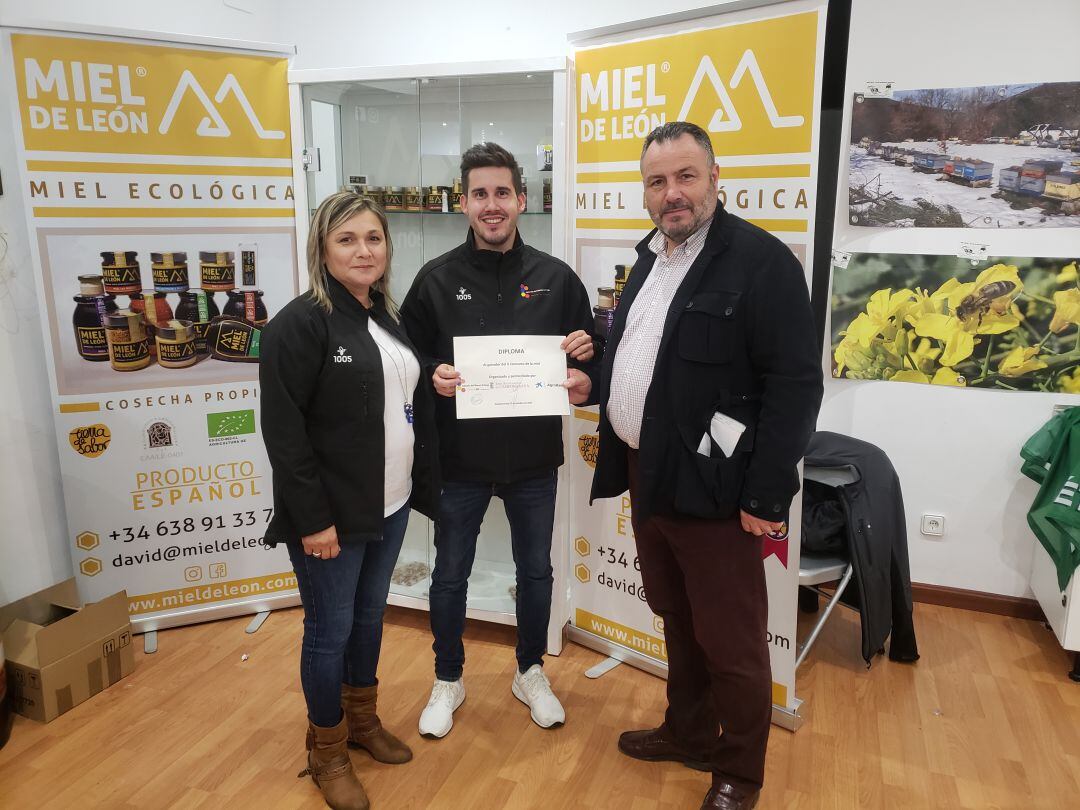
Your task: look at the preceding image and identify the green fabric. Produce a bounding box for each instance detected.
[1021,408,1080,590]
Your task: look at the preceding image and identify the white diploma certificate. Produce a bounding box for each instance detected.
[453,334,570,419]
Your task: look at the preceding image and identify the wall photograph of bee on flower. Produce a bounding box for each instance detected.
[831,253,1080,392]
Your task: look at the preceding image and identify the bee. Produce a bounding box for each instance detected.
[955,280,1017,322]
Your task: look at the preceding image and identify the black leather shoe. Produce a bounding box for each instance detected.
[617,726,711,772]
[700,782,760,809]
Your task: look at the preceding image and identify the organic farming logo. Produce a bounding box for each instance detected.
[206,409,256,446]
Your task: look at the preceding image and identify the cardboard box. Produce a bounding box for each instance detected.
[0,579,134,723]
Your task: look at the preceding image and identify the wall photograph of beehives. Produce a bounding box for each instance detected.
[831,253,1080,393]
[848,82,1080,228]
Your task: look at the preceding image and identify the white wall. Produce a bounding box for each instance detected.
[2,0,1076,602]
[825,0,1080,597]
[282,0,735,72]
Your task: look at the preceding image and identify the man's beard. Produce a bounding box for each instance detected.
[475,225,513,249]
[653,202,701,243]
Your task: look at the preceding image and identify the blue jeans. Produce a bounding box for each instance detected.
[287,503,410,727]
[429,472,557,681]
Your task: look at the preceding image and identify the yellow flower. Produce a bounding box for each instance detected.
[939,331,976,366]
[887,289,920,323]
[973,264,1023,298]
[1057,262,1078,285]
[841,312,879,348]
[890,370,929,384]
[908,313,953,340]
[1059,368,1080,394]
[971,305,1021,335]
[946,264,1023,333]
[867,288,916,321]
[907,312,977,366]
[1050,288,1080,334]
[931,367,966,386]
[880,327,911,368]
[842,288,916,348]
[908,338,942,373]
[998,347,1047,378]
[833,336,874,376]
[931,278,963,301]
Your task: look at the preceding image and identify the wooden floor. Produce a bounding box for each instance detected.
[1,601,1077,809]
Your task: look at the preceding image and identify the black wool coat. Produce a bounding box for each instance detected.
[590,202,823,523]
[804,431,920,665]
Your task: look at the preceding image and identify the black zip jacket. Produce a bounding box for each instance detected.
[259,276,439,545]
[804,431,919,665]
[590,203,823,523]
[400,230,596,483]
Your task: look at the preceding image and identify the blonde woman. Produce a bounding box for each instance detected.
[261,191,438,810]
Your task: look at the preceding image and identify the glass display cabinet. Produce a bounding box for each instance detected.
[293,61,570,630]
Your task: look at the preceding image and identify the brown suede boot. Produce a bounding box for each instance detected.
[341,683,413,764]
[298,715,370,810]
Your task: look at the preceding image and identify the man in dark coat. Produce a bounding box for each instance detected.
[590,122,823,810]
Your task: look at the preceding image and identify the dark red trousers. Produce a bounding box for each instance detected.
[628,451,771,791]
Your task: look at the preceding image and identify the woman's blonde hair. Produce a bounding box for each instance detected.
[306,190,397,316]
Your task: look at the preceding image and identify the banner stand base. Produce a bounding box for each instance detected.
[771,699,804,732]
[568,626,804,731]
[584,656,623,679]
[245,611,271,634]
[132,592,301,635]
[568,625,669,679]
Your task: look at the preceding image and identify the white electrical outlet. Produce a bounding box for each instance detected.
[921,514,945,537]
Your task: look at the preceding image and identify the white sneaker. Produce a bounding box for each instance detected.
[418,678,465,738]
[512,665,565,728]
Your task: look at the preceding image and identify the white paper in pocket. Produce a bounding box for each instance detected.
[709,411,746,458]
[696,432,711,456]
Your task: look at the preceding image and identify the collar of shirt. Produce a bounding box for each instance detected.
[647,217,711,262]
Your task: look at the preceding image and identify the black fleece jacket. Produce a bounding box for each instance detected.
[400,230,596,483]
[259,276,439,545]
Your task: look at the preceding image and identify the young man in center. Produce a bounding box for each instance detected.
[400,142,595,738]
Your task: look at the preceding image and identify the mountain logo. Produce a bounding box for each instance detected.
[677,50,805,133]
[159,70,286,140]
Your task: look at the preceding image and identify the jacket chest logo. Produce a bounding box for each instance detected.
[520,283,551,299]
[332,346,353,363]
[456,287,472,301]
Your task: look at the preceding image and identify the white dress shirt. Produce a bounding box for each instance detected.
[607,221,711,449]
